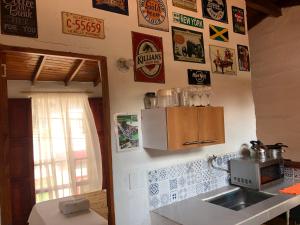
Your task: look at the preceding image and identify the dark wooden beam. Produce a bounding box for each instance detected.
[64,59,85,86]
[94,60,102,87]
[31,55,47,84]
[246,0,282,17]
[279,0,300,8]
[0,52,12,225]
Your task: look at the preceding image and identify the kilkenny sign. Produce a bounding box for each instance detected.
[188,69,211,85]
[62,12,105,39]
[173,12,203,29]
[1,0,38,37]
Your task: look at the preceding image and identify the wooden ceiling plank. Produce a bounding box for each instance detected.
[31,56,47,85]
[64,59,85,86]
[246,0,282,17]
[94,60,102,87]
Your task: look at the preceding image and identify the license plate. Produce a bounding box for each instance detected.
[62,12,105,39]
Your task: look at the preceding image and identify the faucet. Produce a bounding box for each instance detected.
[208,155,230,173]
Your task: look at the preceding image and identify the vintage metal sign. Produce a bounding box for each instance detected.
[92,0,129,15]
[210,45,237,75]
[209,24,228,42]
[172,26,205,64]
[237,45,250,71]
[1,0,38,37]
[132,32,165,83]
[202,0,228,23]
[62,12,105,39]
[137,0,169,31]
[172,0,197,12]
[188,69,211,85]
[173,12,203,29]
[232,6,246,35]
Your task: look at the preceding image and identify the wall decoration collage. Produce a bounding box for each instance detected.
[0,0,251,84]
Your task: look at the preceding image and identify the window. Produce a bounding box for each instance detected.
[32,94,102,202]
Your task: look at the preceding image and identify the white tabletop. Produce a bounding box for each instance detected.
[28,198,108,225]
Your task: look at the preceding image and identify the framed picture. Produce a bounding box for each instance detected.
[232,6,246,34]
[115,113,139,152]
[202,0,228,23]
[137,0,169,31]
[1,0,38,37]
[92,0,129,15]
[172,0,197,12]
[132,32,165,83]
[209,45,237,75]
[209,24,229,42]
[172,26,205,64]
[188,69,211,85]
[237,45,250,71]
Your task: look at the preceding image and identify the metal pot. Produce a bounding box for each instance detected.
[250,140,269,161]
[266,143,288,159]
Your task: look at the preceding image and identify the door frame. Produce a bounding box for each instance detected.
[0,45,115,225]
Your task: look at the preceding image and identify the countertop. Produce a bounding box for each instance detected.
[152,179,300,225]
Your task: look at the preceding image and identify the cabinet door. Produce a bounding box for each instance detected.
[198,107,225,144]
[167,107,199,150]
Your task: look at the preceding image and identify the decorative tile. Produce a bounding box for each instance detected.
[294,169,300,180]
[178,176,186,188]
[196,183,205,195]
[216,157,223,166]
[149,196,160,209]
[147,152,238,210]
[160,193,169,206]
[149,183,159,196]
[178,188,188,200]
[148,170,159,183]
[169,179,178,190]
[284,168,294,179]
[158,169,168,181]
[185,162,195,174]
[169,190,178,203]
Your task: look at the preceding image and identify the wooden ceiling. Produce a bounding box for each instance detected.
[5,51,101,86]
[247,0,300,29]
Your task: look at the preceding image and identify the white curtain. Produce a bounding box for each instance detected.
[31,93,102,202]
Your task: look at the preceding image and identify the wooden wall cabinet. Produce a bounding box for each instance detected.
[141,106,225,151]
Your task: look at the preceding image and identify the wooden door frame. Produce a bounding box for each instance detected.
[0,45,115,225]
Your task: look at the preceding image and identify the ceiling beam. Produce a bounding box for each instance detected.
[94,60,102,87]
[246,0,282,17]
[31,56,47,85]
[64,59,85,86]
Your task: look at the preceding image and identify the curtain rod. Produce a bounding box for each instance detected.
[20,91,94,94]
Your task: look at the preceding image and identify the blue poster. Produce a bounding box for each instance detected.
[93,0,129,16]
[202,0,228,23]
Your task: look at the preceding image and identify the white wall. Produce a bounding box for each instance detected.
[1,1,256,224]
[249,6,300,161]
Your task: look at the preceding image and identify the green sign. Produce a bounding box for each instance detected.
[173,12,204,29]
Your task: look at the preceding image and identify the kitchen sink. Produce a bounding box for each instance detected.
[205,188,274,211]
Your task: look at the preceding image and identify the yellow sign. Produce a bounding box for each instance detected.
[62,12,105,39]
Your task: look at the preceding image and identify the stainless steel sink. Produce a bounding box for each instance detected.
[205,188,274,211]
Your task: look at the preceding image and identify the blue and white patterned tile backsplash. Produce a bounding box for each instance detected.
[147,152,239,210]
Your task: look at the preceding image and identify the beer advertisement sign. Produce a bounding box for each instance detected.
[232,6,246,34]
[1,0,38,37]
[202,0,228,23]
[132,32,165,83]
[137,0,169,31]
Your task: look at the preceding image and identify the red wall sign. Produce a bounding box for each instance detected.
[132,32,165,83]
